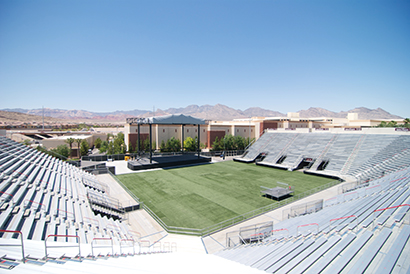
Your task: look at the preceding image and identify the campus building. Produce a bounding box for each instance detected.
[125,113,407,151]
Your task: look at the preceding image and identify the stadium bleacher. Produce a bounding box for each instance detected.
[1,129,410,272]
[215,167,410,273]
[0,136,153,270]
[237,131,410,182]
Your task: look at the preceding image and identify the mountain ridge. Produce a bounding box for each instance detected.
[1,105,403,122]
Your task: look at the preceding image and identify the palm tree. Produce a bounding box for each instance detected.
[65,137,75,158]
[75,138,82,159]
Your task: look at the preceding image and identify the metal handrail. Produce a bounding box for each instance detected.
[373,204,410,228]
[120,239,135,255]
[365,184,381,195]
[329,215,358,232]
[297,223,319,235]
[128,230,141,242]
[45,234,80,261]
[140,240,150,252]
[24,199,46,212]
[271,228,289,238]
[0,230,25,263]
[91,237,114,257]
[84,216,99,227]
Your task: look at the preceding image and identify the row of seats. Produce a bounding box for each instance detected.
[215,167,410,273]
[237,132,410,180]
[0,136,134,247]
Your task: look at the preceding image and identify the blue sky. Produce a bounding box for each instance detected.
[1,0,409,117]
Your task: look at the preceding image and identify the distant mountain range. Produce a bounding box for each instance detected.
[1,105,403,123]
[297,107,403,120]
[0,110,63,123]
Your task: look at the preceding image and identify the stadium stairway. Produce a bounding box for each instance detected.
[235,132,277,163]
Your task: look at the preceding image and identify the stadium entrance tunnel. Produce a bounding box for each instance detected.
[276,155,287,164]
[294,157,316,170]
[255,152,268,162]
[316,159,330,171]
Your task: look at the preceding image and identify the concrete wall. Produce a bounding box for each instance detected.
[42,135,94,150]
[10,133,33,143]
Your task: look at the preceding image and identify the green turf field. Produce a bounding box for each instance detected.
[117,161,334,229]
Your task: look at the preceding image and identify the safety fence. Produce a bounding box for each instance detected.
[225,221,273,247]
[282,199,323,220]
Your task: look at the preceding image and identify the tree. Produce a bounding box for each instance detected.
[99,141,109,153]
[51,144,70,158]
[78,123,89,131]
[80,140,89,156]
[142,138,149,152]
[65,137,75,158]
[184,136,204,152]
[160,140,166,152]
[184,137,196,151]
[23,139,31,146]
[234,135,246,150]
[94,137,102,149]
[165,137,180,152]
[75,138,82,158]
[107,141,114,155]
[142,138,156,152]
[377,121,387,127]
[113,137,123,154]
[211,136,224,151]
[117,132,124,142]
[128,142,134,153]
[387,120,398,127]
[223,134,235,150]
[134,140,140,153]
[245,137,255,147]
[404,118,410,128]
[121,142,127,154]
[377,120,402,128]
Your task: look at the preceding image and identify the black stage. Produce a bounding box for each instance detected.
[127,154,212,171]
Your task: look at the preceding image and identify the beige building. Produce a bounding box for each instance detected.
[124,120,256,150]
[125,113,408,151]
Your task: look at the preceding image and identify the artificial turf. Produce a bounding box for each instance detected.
[116,161,334,229]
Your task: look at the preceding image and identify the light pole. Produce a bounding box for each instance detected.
[249,117,251,146]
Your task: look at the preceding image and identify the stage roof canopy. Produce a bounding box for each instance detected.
[126,114,206,125]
